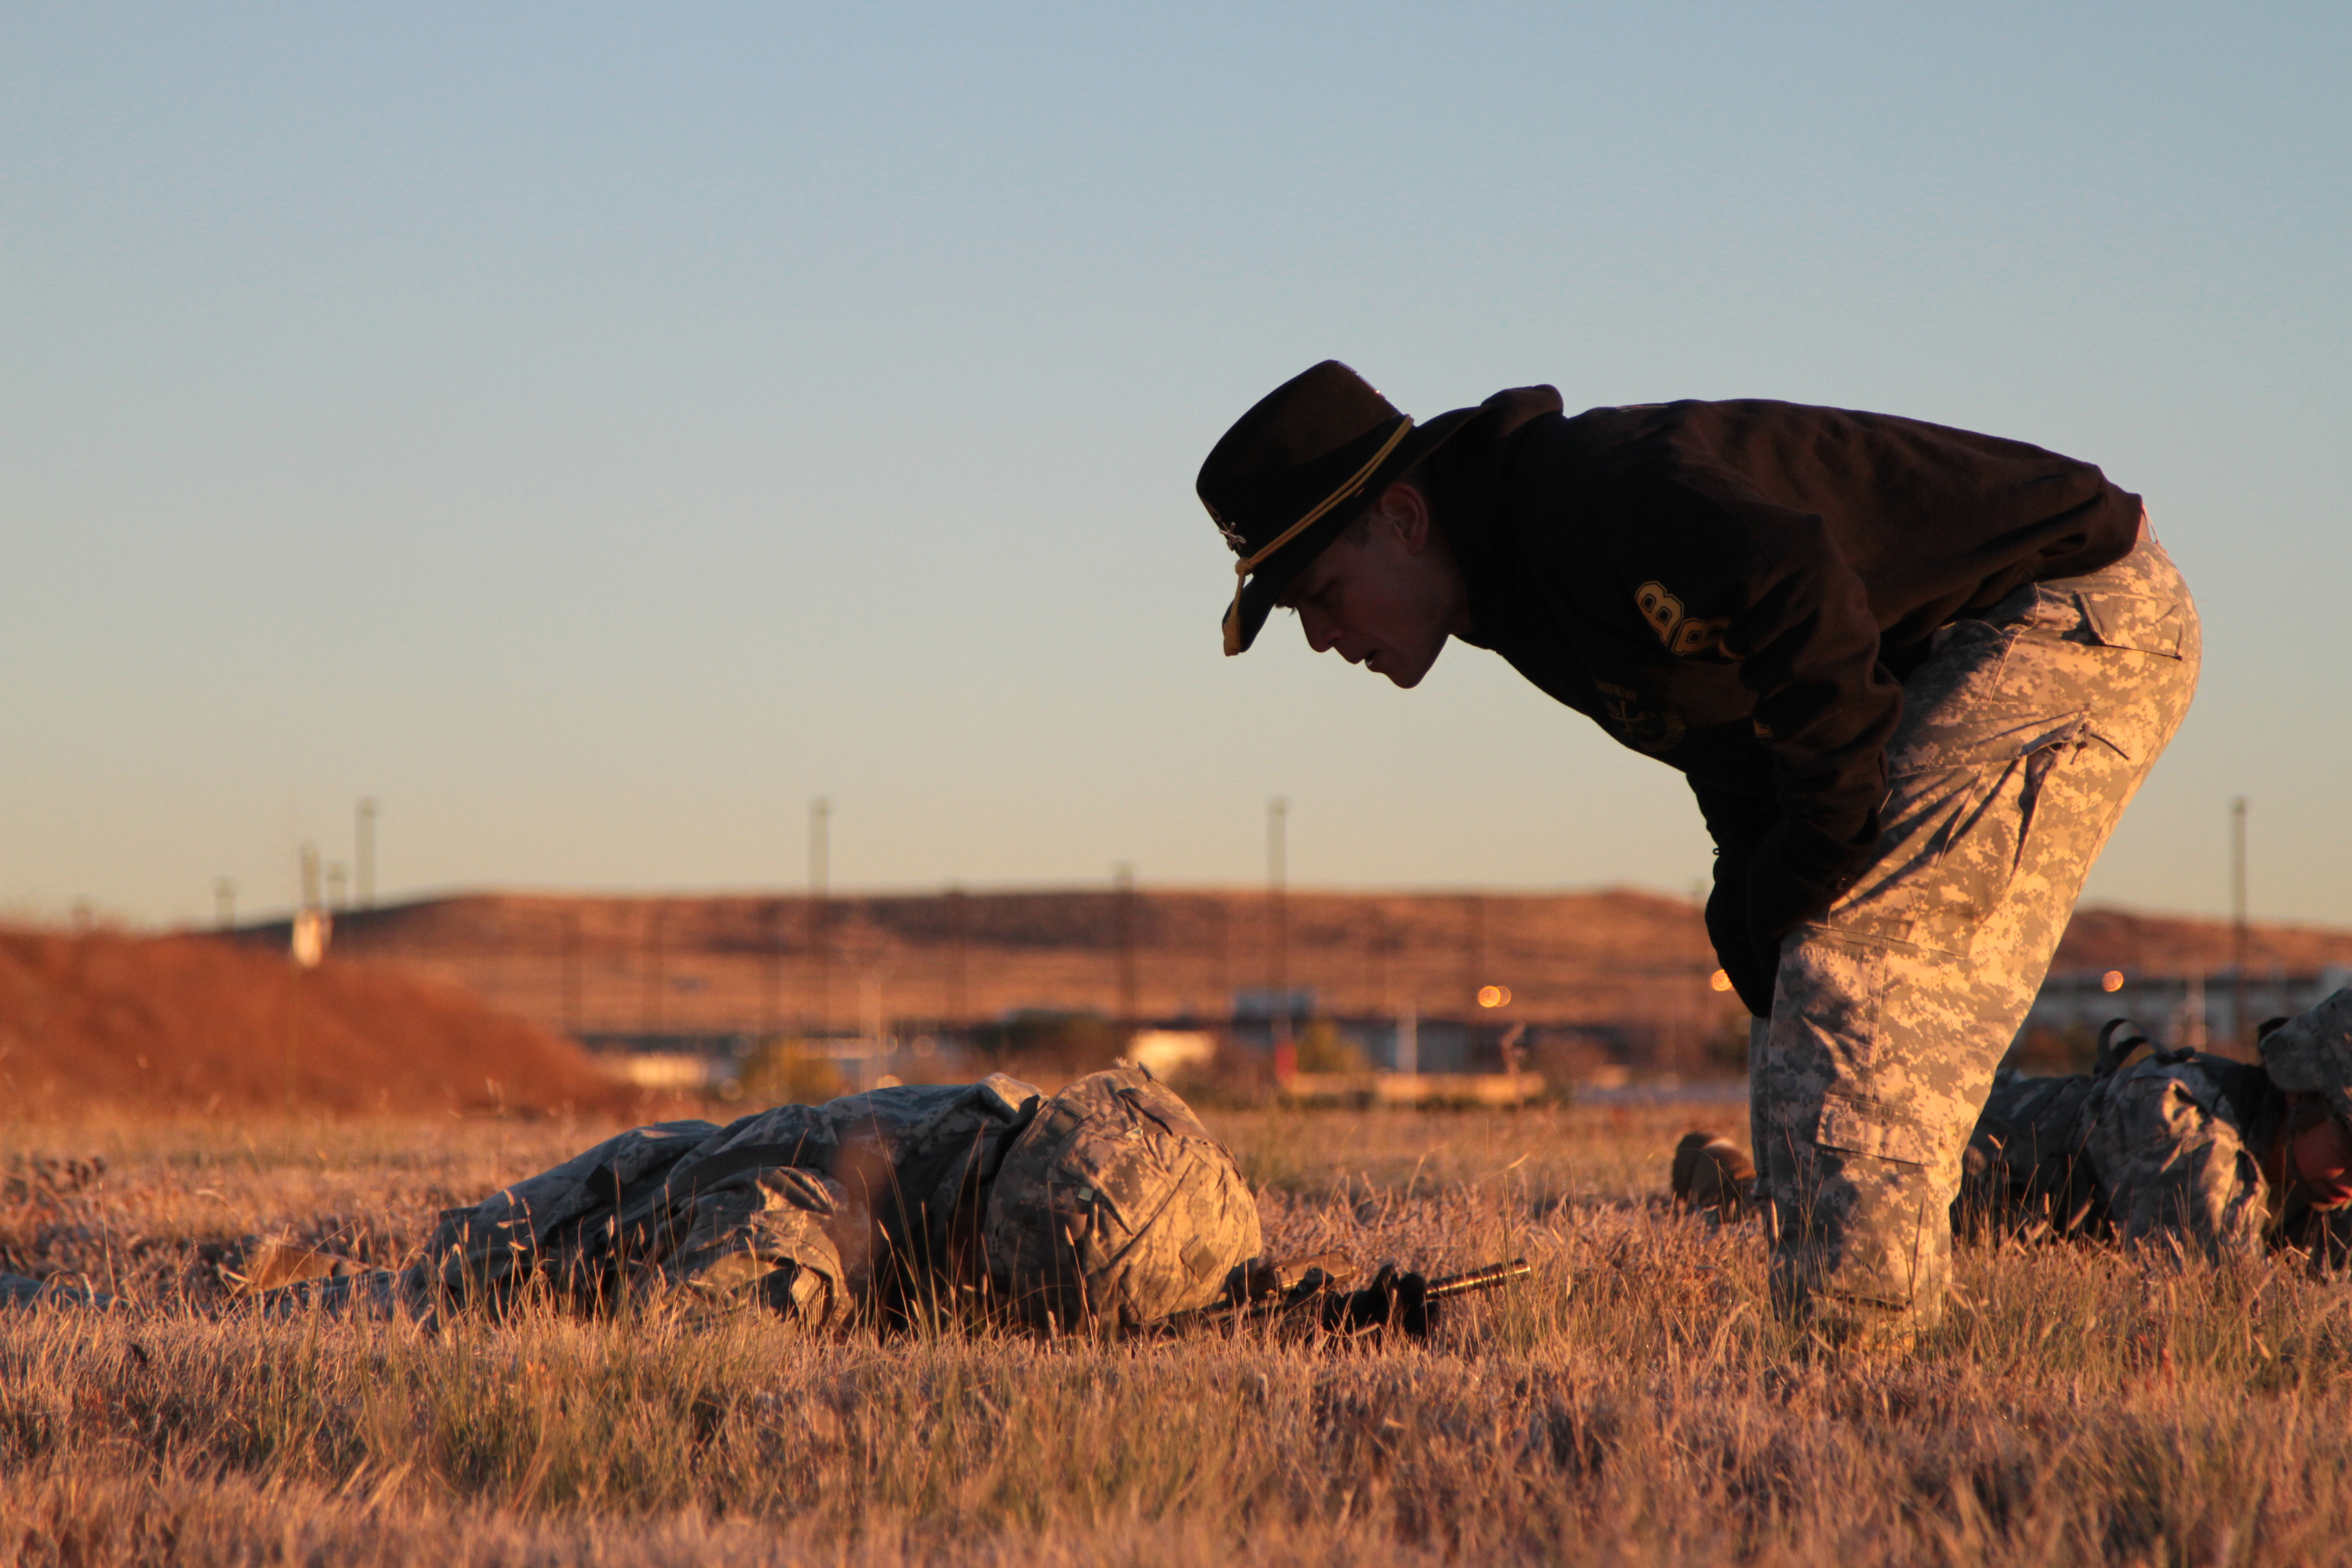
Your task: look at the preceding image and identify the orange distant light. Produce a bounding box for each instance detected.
[2101,970,2127,993]
[1709,969,1734,993]
[1477,985,1511,1009]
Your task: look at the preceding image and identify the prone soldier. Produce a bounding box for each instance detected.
[1960,987,2352,1263]
[291,1065,1263,1333]
[4,1064,1517,1337]
[2,1068,1260,1332]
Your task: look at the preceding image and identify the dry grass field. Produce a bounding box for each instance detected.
[7,1099,2352,1566]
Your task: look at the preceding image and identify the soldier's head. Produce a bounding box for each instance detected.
[1271,476,1469,689]
[982,1065,1262,1333]
[2259,990,2352,1209]
[1197,361,1484,685]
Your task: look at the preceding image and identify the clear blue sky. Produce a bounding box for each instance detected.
[5,4,2347,927]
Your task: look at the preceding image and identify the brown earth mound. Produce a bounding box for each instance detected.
[0,928,632,1115]
[2053,906,2352,977]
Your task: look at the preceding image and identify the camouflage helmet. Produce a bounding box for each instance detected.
[982,1065,1261,1333]
[2260,987,2352,1127]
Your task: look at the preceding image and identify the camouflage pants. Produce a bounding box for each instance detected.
[1750,526,2199,1346]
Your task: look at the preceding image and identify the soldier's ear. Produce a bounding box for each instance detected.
[1372,479,1433,554]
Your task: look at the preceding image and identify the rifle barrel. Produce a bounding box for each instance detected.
[1424,1258,1532,1300]
[1166,1256,1533,1335]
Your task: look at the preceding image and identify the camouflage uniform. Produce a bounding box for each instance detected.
[2,1067,1265,1332]
[2077,1055,2269,1258]
[1749,529,2199,1346]
[1961,988,2352,1263]
[1954,1065,2109,1241]
[1965,1057,2267,1259]
[397,1064,1261,1331]
[402,1072,1044,1326]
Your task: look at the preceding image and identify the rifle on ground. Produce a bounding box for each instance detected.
[1165,1254,1534,1340]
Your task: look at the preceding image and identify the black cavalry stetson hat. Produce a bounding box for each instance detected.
[1196,361,1485,655]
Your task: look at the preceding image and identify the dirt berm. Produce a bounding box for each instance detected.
[0,927,632,1115]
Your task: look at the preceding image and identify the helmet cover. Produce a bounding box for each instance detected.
[982,1065,1261,1332]
[2259,987,2352,1127]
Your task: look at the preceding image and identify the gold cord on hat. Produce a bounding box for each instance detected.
[1222,417,1415,655]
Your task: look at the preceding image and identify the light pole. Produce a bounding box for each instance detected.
[761,897,784,1047]
[355,798,378,910]
[1114,862,1138,1037]
[810,798,832,1035]
[561,911,583,1039]
[1269,797,1291,1081]
[1210,897,1232,1035]
[1464,893,1485,1013]
[642,903,666,1038]
[946,884,969,1030]
[2231,796,2249,1045]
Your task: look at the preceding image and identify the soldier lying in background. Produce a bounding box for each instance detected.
[1960,987,2352,1264]
[2,1066,1491,1337]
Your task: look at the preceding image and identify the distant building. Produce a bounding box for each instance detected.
[2027,966,2352,1048]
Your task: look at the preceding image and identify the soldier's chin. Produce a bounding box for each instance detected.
[1379,644,1439,689]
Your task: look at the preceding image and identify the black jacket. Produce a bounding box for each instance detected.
[1430,387,2142,1014]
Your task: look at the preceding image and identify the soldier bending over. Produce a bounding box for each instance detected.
[1198,362,2197,1348]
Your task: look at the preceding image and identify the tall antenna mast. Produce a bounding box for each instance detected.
[810,798,832,1034]
[355,798,378,909]
[1269,797,1291,1079]
[2231,796,2249,1044]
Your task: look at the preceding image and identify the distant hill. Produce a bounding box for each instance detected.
[265,887,1733,1046]
[0,926,632,1114]
[2052,906,2352,977]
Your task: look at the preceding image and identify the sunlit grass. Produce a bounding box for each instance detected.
[8,1101,2352,1564]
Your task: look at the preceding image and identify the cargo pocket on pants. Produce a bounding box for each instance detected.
[1895,714,2087,957]
[1802,1091,1949,1311]
[1813,1092,1933,1166]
